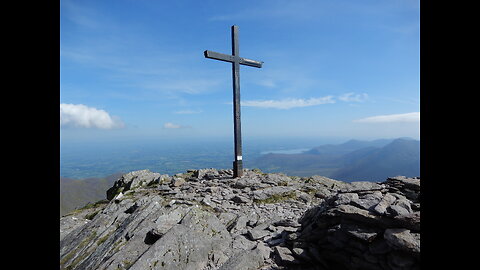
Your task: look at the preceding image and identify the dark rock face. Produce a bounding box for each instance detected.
[60,170,420,270]
[290,175,420,270]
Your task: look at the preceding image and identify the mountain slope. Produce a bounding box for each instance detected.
[60,172,124,216]
[254,138,419,181]
[331,138,420,181]
[304,138,394,155]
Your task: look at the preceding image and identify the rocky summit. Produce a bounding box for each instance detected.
[60,169,420,270]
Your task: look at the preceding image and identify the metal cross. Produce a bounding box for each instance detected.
[204,25,263,178]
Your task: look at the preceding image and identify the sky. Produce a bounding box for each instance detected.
[60,0,420,145]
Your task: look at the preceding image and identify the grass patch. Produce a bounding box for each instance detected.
[112,239,126,253]
[302,186,318,195]
[85,210,100,220]
[97,231,113,245]
[278,181,289,186]
[253,191,297,204]
[65,199,109,217]
[60,231,97,268]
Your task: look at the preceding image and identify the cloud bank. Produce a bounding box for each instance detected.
[240,92,367,110]
[60,103,124,129]
[354,112,420,123]
[338,92,369,102]
[241,96,335,109]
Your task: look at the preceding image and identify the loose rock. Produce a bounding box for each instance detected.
[60,169,420,270]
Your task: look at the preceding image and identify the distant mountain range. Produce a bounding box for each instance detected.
[60,172,123,216]
[254,138,420,182]
[60,138,419,216]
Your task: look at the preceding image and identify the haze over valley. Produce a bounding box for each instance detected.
[60,137,419,216]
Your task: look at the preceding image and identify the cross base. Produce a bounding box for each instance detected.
[233,160,243,178]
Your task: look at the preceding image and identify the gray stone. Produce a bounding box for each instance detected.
[232,177,263,189]
[313,187,332,199]
[157,184,171,192]
[255,242,272,260]
[231,195,250,204]
[393,211,420,231]
[267,237,285,246]
[261,173,292,185]
[394,199,413,213]
[159,174,171,184]
[384,228,420,254]
[274,246,296,264]
[373,193,396,215]
[340,181,384,193]
[387,176,420,191]
[252,186,295,201]
[333,193,359,206]
[388,204,411,217]
[350,193,382,211]
[229,214,249,232]
[231,234,257,251]
[218,245,265,270]
[308,175,346,189]
[298,192,311,202]
[129,208,232,270]
[291,247,310,261]
[194,168,219,180]
[153,206,188,234]
[332,204,380,224]
[273,219,301,228]
[286,232,299,241]
[126,170,161,189]
[343,225,378,242]
[171,176,186,187]
[210,250,229,266]
[247,228,271,241]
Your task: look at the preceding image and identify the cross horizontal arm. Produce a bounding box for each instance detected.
[204,50,263,68]
[204,50,235,63]
[239,58,263,68]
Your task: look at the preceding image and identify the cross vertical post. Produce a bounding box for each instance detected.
[231,25,242,178]
[204,25,263,178]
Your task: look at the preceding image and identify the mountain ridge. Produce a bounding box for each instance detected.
[254,138,419,181]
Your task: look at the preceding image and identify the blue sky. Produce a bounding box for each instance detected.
[60,0,420,144]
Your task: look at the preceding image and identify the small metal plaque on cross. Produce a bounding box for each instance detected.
[204,25,263,178]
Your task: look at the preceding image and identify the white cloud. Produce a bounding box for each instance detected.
[339,92,369,102]
[60,103,124,129]
[241,96,335,109]
[164,122,186,129]
[354,112,420,123]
